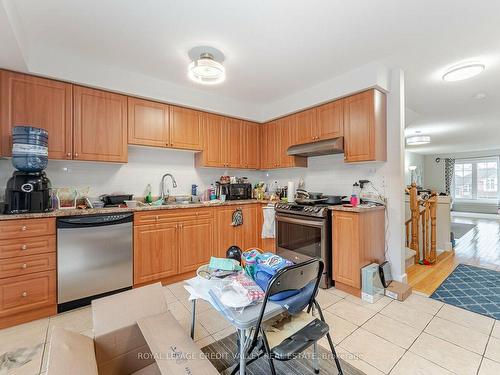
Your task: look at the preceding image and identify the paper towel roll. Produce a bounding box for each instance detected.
[287,181,296,203]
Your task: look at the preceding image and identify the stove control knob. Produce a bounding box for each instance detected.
[314,208,321,213]
[305,207,311,212]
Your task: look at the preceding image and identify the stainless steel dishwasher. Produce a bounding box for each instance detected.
[57,212,133,312]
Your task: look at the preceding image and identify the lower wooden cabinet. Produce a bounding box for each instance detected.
[178,219,214,273]
[332,209,385,297]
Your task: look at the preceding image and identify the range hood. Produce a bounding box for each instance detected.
[287,137,344,157]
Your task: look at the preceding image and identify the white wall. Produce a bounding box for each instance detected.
[404,150,424,186]
[0,146,263,200]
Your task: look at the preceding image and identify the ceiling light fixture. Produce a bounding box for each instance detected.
[442,63,485,82]
[406,135,431,146]
[188,52,225,85]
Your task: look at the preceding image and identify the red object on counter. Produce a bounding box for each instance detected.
[350,194,359,207]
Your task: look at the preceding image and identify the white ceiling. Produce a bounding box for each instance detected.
[1,0,499,154]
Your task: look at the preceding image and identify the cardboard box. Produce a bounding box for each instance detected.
[46,283,218,375]
[385,281,412,301]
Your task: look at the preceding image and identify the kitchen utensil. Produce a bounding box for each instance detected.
[100,194,133,206]
[124,200,138,208]
[323,195,346,205]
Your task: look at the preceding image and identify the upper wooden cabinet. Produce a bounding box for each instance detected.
[316,100,343,140]
[343,89,386,163]
[169,106,202,150]
[241,121,260,169]
[226,118,242,168]
[73,86,128,162]
[128,97,169,148]
[0,71,73,159]
[260,121,279,169]
[295,108,317,144]
[196,113,225,168]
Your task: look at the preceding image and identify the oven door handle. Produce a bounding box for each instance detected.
[276,215,324,228]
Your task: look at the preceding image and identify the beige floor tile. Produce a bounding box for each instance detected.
[179,298,213,315]
[315,288,343,309]
[436,304,494,335]
[479,358,500,375]
[197,309,232,335]
[47,307,92,340]
[336,345,385,375]
[345,295,392,312]
[409,332,482,375]
[177,317,210,341]
[167,300,191,322]
[380,301,433,330]
[5,343,44,375]
[424,316,489,354]
[485,336,500,364]
[327,287,350,299]
[212,326,236,341]
[195,335,215,349]
[390,351,453,375]
[162,286,177,303]
[362,313,421,349]
[398,294,444,315]
[327,300,377,326]
[167,281,190,299]
[0,318,48,353]
[491,320,500,339]
[40,342,49,373]
[340,328,405,374]
[319,310,357,345]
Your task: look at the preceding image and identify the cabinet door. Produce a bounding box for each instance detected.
[169,106,202,150]
[0,71,72,159]
[316,100,343,140]
[241,121,260,169]
[201,113,225,167]
[127,97,169,147]
[261,121,280,169]
[134,223,178,284]
[225,118,242,168]
[216,208,239,258]
[295,108,316,144]
[73,86,128,162]
[238,205,260,250]
[332,212,360,288]
[178,219,215,273]
[343,89,386,163]
[278,116,298,168]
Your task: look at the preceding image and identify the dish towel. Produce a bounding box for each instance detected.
[261,205,275,238]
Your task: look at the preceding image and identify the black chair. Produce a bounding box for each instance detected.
[231,258,343,375]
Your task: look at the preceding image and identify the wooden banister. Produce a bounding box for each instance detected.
[405,183,438,264]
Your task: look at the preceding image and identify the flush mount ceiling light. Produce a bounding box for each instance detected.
[188,52,225,85]
[442,63,485,82]
[406,135,431,146]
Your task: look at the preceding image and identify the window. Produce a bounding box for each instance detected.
[454,158,499,200]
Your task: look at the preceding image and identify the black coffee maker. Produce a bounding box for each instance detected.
[5,171,52,214]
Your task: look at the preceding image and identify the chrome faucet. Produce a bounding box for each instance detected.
[160,173,178,202]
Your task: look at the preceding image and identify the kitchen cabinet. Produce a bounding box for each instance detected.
[169,106,202,150]
[241,121,260,169]
[343,89,386,163]
[332,208,385,297]
[0,70,73,159]
[128,97,169,148]
[316,100,343,139]
[260,119,306,169]
[295,108,317,144]
[197,113,225,168]
[73,86,128,162]
[133,208,215,286]
[226,118,242,168]
[0,218,56,329]
[134,223,179,284]
[216,205,260,257]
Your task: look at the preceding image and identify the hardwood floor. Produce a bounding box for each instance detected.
[407,214,500,296]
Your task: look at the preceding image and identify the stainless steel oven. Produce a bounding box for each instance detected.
[275,204,332,288]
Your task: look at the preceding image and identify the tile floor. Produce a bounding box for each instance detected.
[1,284,499,375]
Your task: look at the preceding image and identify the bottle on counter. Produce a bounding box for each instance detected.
[210,184,217,200]
[351,182,361,207]
[191,184,198,196]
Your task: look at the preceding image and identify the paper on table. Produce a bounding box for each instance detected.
[184,276,222,311]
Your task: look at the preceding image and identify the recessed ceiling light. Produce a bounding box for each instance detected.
[188,52,225,85]
[442,63,485,82]
[406,135,431,146]
[474,92,487,100]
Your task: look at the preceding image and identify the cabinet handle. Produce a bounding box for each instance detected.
[21,263,27,269]
[155,215,159,221]
[74,153,79,157]
[179,223,183,229]
[21,226,27,231]
[66,152,71,158]
[21,291,27,297]
[21,244,27,250]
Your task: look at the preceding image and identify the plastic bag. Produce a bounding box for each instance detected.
[209,271,265,312]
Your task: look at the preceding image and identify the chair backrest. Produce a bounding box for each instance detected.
[251,258,324,345]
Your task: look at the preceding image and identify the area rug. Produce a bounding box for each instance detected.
[451,222,476,240]
[431,263,500,319]
[201,332,364,375]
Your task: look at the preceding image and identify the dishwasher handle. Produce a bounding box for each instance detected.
[57,213,133,228]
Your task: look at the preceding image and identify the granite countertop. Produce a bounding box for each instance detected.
[329,204,385,213]
[0,199,273,221]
